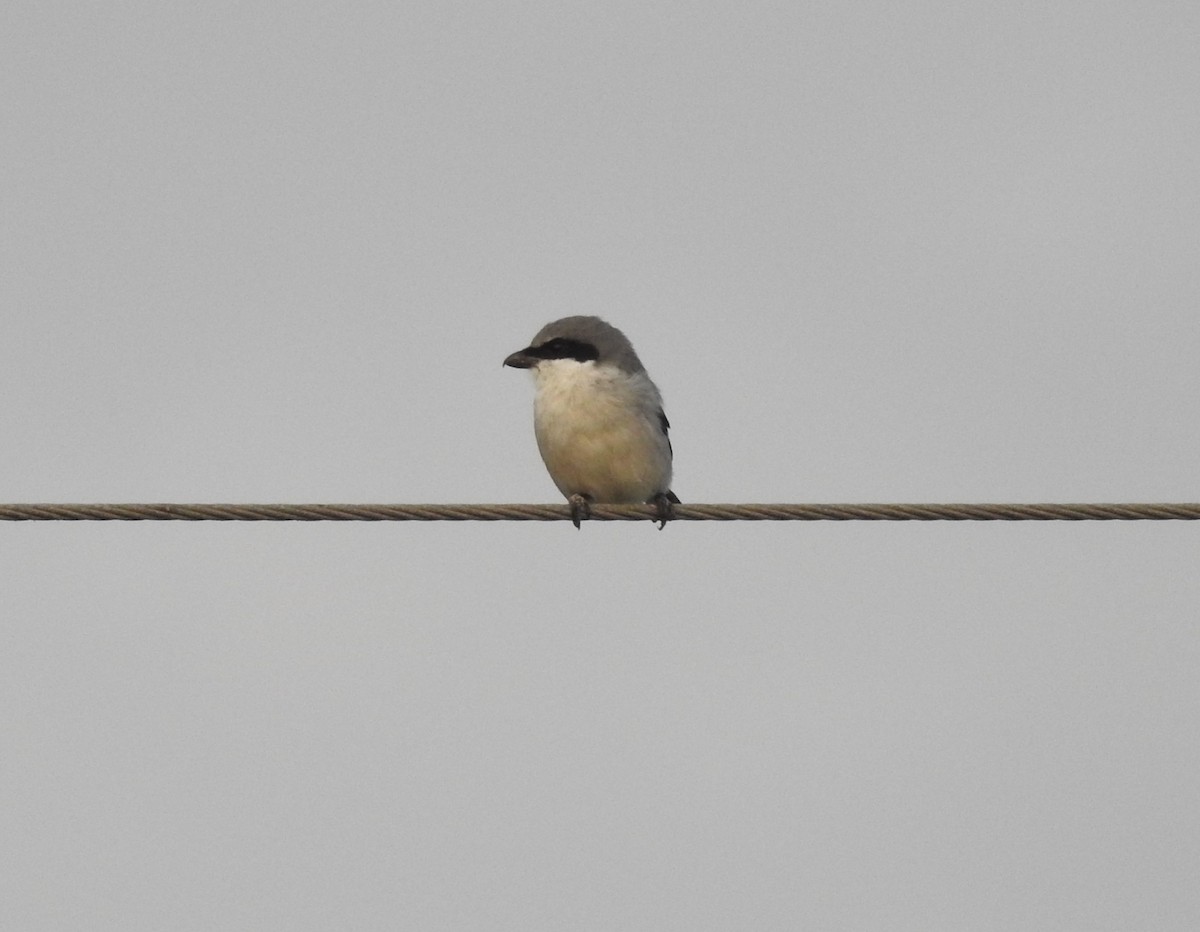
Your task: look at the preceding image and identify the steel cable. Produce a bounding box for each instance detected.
[1,502,1198,521]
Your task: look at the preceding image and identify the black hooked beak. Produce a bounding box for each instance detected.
[503,346,537,369]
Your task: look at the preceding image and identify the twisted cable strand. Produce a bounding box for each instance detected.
[1,502,1198,521]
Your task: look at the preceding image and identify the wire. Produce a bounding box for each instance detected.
[1,502,1198,521]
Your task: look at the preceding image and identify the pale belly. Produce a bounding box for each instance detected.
[533,392,671,503]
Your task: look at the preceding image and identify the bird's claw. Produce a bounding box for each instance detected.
[651,493,676,530]
[568,494,592,529]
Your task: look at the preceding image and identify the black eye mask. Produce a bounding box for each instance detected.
[526,338,600,363]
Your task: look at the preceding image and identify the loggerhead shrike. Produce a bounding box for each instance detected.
[504,316,680,528]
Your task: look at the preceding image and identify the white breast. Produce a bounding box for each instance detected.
[530,360,672,503]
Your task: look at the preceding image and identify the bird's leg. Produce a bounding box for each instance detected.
[651,492,676,530]
[568,493,592,529]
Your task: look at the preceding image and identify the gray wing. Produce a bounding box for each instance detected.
[657,409,672,459]
[657,408,680,503]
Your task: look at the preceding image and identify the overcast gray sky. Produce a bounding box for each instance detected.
[3,3,1199,929]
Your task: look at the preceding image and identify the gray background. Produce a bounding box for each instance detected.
[3,3,1199,929]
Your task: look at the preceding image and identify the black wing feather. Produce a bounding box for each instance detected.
[657,408,680,503]
[657,409,672,458]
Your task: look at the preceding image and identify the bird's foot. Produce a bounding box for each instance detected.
[651,492,677,530]
[568,494,592,529]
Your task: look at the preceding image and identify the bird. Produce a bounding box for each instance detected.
[503,316,679,528]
